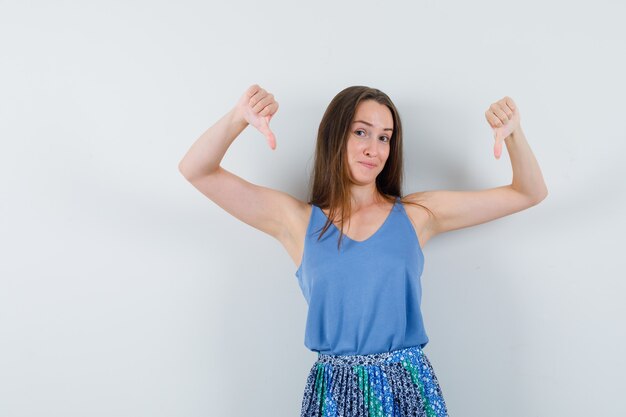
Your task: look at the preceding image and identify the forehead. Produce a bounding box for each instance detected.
[353,100,393,127]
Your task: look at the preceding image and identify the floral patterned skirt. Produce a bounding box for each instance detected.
[300,345,448,417]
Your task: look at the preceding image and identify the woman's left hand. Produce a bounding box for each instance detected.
[485,96,521,159]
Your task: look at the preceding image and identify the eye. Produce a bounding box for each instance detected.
[355,129,390,142]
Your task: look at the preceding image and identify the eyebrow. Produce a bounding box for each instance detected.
[352,120,393,132]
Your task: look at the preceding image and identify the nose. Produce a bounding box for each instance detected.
[364,139,379,157]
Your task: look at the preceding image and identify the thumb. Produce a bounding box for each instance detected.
[258,115,277,150]
[493,130,503,159]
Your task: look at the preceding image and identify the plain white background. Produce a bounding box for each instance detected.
[1,1,625,416]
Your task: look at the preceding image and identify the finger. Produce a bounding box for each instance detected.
[266,131,276,150]
[501,98,515,118]
[249,90,268,110]
[504,96,516,112]
[494,140,502,159]
[258,116,276,150]
[252,94,274,113]
[501,101,514,118]
[485,111,503,128]
[493,131,504,159]
[246,84,262,99]
[490,103,509,123]
[259,101,277,117]
[252,96,274,114]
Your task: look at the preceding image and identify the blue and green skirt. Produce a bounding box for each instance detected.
[300,345,448,417]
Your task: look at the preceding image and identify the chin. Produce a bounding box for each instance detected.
[349,174,378,185]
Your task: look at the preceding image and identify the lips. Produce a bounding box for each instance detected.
[358,161,377,169]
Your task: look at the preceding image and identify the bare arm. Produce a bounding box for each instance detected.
[178,106,248,178]
[178,85,306,241]
[407,97,548,239]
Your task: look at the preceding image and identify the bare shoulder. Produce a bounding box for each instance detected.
[400,191,437,249]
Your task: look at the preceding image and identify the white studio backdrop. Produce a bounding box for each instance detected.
[1,1,625,416]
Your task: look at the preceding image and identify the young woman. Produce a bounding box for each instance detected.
[178,84,548,417]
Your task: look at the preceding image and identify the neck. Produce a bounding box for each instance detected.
[348,183,384,209]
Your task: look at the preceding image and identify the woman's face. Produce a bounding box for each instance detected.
[345,100,394,185]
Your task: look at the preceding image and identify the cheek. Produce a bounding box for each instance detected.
[347,141,362,156]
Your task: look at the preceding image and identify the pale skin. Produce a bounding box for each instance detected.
[178,84,548,266]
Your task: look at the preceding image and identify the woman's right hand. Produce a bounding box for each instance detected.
[234,84,279,150]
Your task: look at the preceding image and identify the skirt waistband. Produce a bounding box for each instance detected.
[316,345,424,366]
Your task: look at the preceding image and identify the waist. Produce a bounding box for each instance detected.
[316,344,424,366]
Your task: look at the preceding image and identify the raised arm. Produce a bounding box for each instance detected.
[406,96,548,240]
[178,84,306,242]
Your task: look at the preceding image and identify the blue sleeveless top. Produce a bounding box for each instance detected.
[294,196,429,355]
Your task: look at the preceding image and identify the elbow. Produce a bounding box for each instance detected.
[178,161,189,178]
[512,183,548,206]
[530,187,548,205]
[178,160,195,181]
[178,161,219,182]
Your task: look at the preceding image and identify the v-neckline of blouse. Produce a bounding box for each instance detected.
[317,197,398,243]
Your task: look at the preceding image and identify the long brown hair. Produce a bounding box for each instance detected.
[307,86,434,250]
